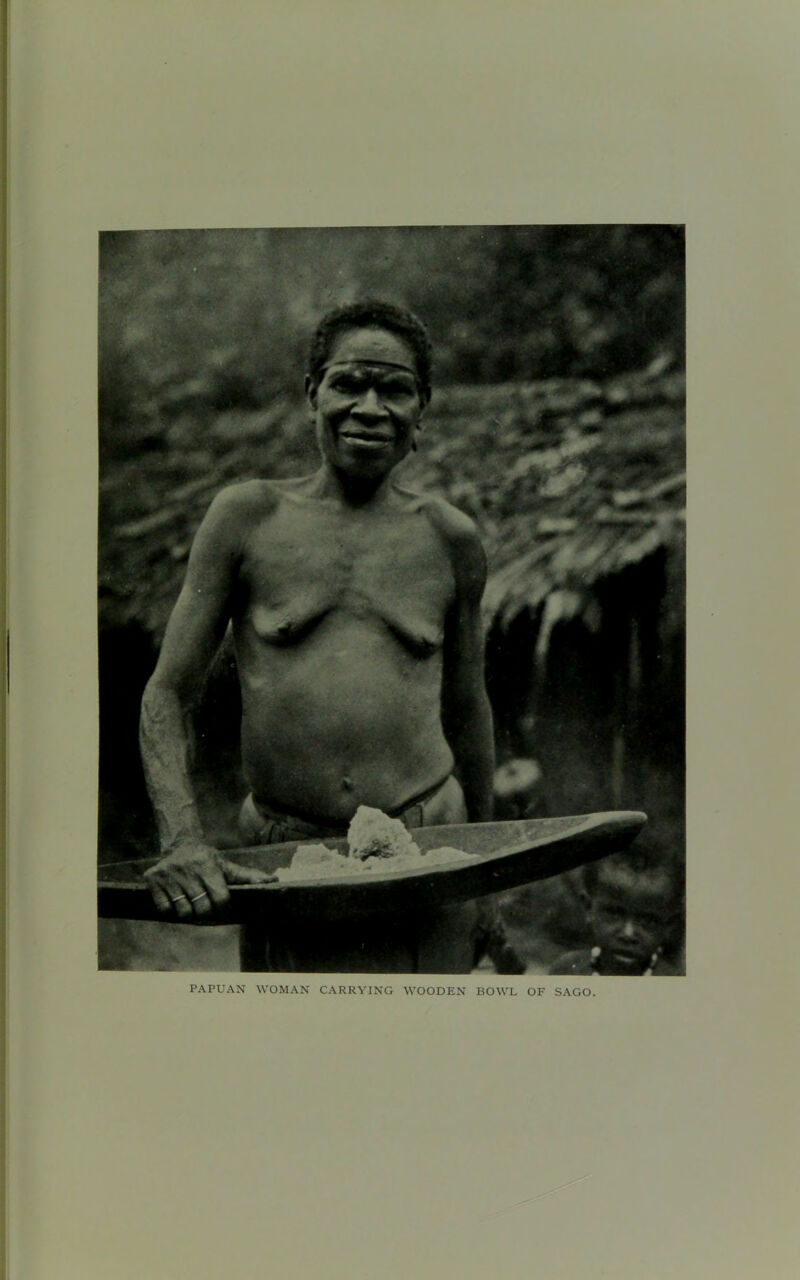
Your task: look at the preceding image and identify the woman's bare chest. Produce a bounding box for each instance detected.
[238,503,454,650]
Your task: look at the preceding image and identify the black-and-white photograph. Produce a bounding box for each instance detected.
[97,225,685,975]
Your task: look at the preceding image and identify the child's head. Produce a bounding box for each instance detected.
[581,848,684,974]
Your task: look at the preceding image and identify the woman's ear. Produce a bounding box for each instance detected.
[304,373,317,410]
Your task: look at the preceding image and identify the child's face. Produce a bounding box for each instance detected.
[586,867,676,974]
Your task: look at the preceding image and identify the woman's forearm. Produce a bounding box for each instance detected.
[448,692,495,822]
[139,678,207,852]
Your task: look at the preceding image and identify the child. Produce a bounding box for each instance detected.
[549,848,684,976]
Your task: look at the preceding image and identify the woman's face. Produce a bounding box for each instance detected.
[307,327,425,482]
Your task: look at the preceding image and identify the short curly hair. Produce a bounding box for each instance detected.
[307,299,433,401]
[583,846,685,910]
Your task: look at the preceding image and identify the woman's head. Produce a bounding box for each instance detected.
[307,299,433,403]
[305,300,432,486]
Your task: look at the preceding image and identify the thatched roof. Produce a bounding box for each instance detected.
[99,368,685,641]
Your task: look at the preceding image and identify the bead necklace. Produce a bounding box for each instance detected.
[590,945,661,976]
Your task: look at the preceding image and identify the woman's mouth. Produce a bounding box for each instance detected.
[338,429,392,449]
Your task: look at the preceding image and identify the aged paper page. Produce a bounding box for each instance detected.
[8,2,797,1276]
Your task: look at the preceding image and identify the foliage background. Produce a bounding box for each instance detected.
[100,225,684,452]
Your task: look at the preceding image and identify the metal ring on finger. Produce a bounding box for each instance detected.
[189,891,209,903]
[172,893,188,902]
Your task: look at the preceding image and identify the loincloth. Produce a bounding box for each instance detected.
[236,775,486,975]
[238,773,466,847]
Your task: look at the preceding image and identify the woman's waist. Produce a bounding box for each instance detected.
[245,770,457,836]
[242,743,455,826]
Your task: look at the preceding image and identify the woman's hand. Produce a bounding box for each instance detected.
[144,843,276,919]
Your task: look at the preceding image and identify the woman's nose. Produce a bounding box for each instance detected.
[621,918,638,938]
[352,387,388,417]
